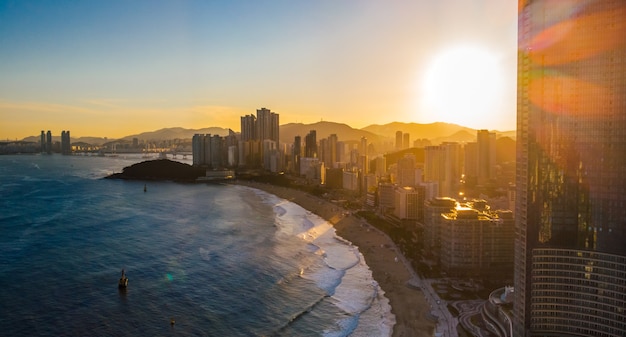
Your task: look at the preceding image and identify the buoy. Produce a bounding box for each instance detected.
[118,269,128,288]
[170,318,176,326]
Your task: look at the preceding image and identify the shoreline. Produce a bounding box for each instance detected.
[232,181,435,337]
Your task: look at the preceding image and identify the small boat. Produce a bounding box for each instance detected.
[118,269,128,288]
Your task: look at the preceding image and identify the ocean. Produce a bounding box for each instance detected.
[0,154,393,336]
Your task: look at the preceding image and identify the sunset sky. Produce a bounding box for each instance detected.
[0,0,517,139]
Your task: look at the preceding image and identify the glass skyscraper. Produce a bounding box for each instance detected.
[515,1,626,336]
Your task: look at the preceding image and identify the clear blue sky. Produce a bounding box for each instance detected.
[0,0,517,138]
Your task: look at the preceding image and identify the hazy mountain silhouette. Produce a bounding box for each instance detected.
[363,122,515,144]
[496,136,516,163]
[280,121,381,143]
[20,121,515,146]
[362,122,475,140]
[121,127,232,141]
[431,130,477,144]
[21,135,112,146]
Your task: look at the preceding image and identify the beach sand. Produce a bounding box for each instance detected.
[233,181,435,337]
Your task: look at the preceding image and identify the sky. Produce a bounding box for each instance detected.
[0,0,518,139]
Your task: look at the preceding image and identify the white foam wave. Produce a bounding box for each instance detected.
[246,186,395,337]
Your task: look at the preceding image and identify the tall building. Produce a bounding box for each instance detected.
[397,154,416,188]
[439,204,514,279]
[61,130,71,155]
[305,130,317,158]
[424,143,461,197]
[515,2,626,336]
[359,136,367,157]
[239,108,280,169]
[395,131,403,150]
[40,131,45,153]
[393,186,421,220]
[45,130,52,154]
[477,130,496,186]
[256,107,279,144]
[240,114,256,142]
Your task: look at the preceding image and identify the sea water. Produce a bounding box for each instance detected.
[0,154,393,336]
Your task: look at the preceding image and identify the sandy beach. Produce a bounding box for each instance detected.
[233,181,435,337]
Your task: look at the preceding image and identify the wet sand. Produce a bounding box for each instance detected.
[233,181,435,337]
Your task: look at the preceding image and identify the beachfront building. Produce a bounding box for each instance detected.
[300,157,324,184]
[439,202,514,278]
[238,108,279,170]
[514,2,626,336]
[423,197,457,261]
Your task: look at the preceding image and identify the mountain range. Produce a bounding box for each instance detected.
[22,122,515,146]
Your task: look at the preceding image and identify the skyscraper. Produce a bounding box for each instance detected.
[395,131,403,150]
[476,129,496,186]
[256,107,279,144]
[515,2,626,336]
[305,130,317,158]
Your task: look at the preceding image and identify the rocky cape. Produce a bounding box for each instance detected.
[105,159,205,182]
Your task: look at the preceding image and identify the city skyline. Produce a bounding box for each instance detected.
[0,0,517,139]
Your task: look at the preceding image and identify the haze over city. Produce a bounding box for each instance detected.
[0,0,517,139]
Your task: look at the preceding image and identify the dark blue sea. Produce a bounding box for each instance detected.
[0,154,393,336]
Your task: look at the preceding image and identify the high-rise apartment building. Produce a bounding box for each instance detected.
[305,130,317,158]
[239,108,280,169]
[40,131,45,153]
[240,114,256,142]
[395,131,403,150]
[477,130,496,186]
[255,107,279,144]
[515,2,626,336]
[424,143,461,197]
[61,130,71,155]
[440,204,514,279]
[45,130,52,154]
[397,154,417,188]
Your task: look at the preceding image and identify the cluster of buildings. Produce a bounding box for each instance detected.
[38,130,72,155]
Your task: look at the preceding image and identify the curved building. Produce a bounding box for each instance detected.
[515,1,626,336]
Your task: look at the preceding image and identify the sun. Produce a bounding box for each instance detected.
[418,45,504,129]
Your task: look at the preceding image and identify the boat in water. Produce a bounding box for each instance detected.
[118,269,128,288]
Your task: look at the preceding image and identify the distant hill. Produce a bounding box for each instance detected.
[496,136,516,163]
[431,130,477,145]
[362,122,515,145]
[280,121,381,143]
[362,122,474,140]
[121,127,232,141]
[21,135,112,146]
[20,122,515,146]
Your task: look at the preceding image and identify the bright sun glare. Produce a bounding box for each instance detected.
[419,45,504,129]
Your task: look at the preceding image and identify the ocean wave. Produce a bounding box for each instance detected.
[245,186,394,337]
[272,293,330,335]
[323,315,360,337]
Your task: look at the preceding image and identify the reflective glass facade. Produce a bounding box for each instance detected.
[515,1,626,336]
